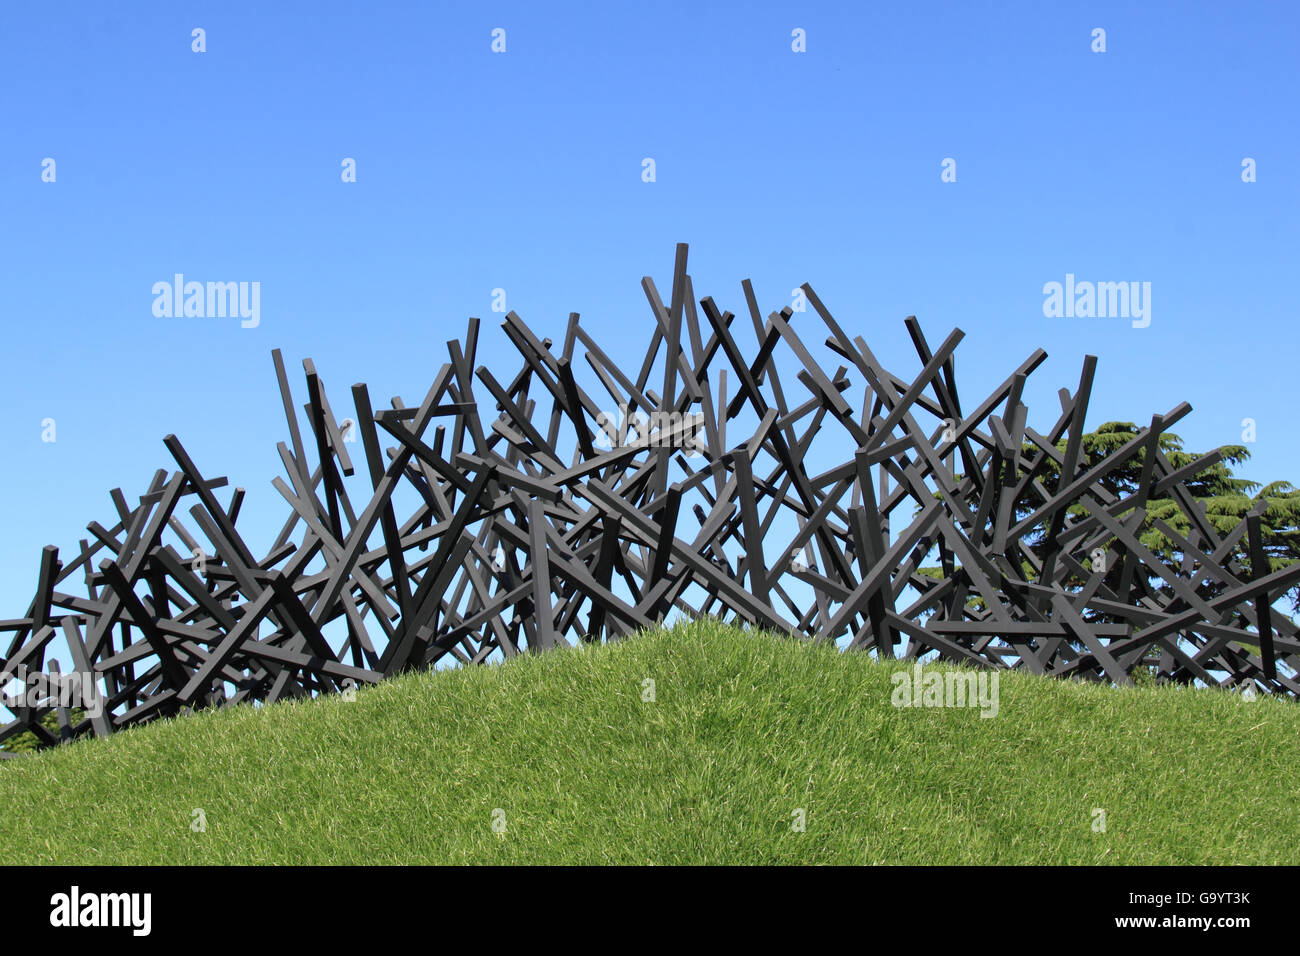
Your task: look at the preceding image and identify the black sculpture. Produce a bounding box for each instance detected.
[4,244,1297,751]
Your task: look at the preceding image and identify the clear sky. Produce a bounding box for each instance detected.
[1,0,1296,626]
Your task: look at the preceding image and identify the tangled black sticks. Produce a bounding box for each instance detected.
[3,244,1298,751]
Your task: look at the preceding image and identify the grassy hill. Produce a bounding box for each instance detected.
[1,619,1295,865]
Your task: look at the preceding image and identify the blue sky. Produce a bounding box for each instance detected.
[0,0,1296,624]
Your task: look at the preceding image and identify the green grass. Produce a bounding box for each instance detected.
[1,619,1295,864]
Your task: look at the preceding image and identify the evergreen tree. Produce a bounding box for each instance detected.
[1028,422,1300,612]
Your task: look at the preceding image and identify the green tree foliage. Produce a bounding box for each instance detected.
[1031,422,1300,609]
[918,422,1300,617]
[0,708,87,755]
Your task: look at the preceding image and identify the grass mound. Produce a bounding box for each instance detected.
[1,619,1294,864]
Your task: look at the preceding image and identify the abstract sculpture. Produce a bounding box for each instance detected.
[5,244,1297,751]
